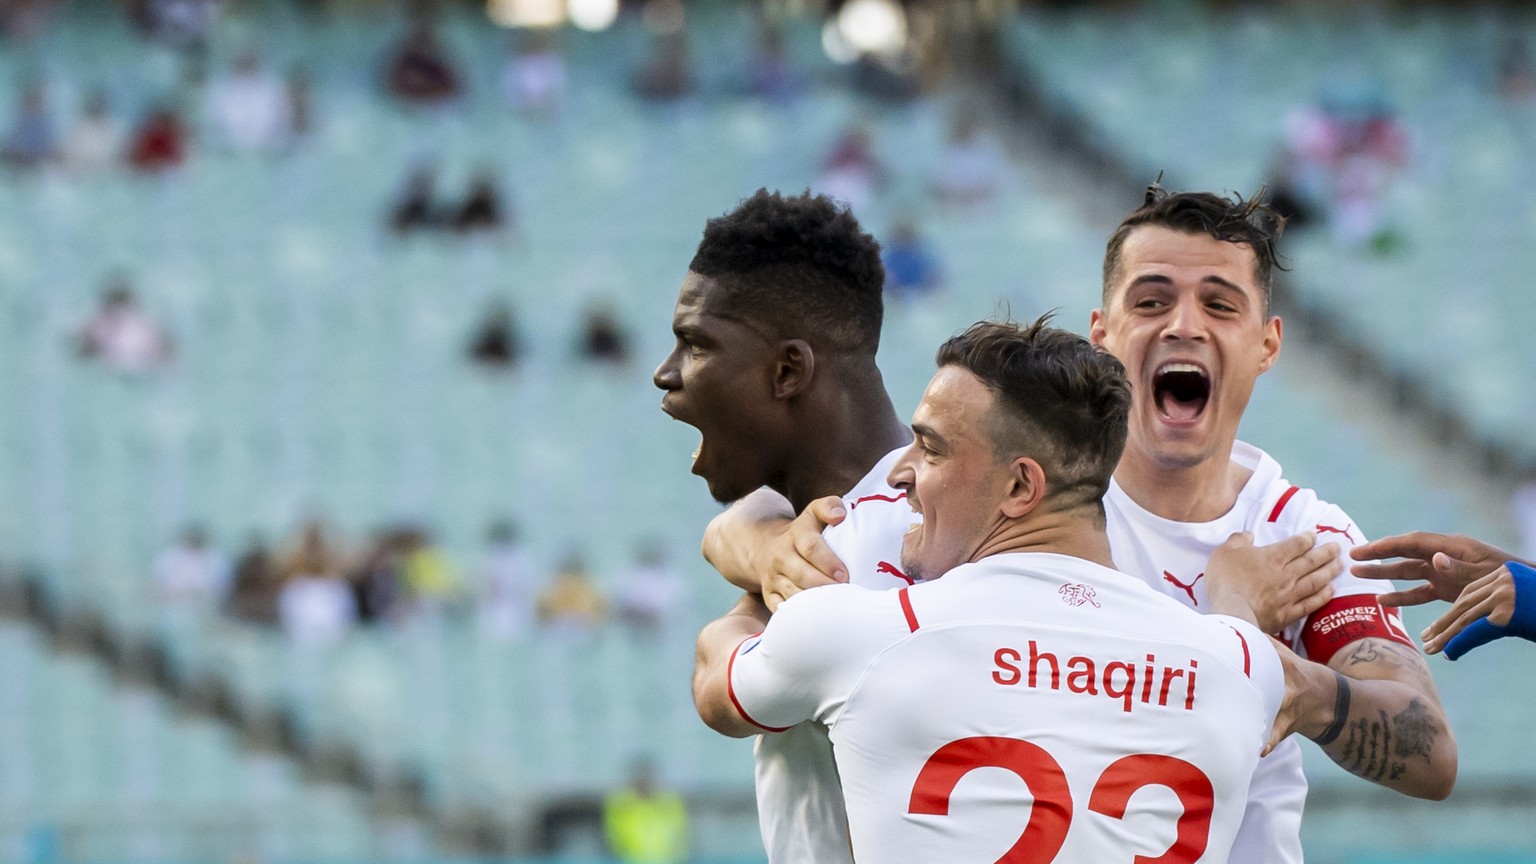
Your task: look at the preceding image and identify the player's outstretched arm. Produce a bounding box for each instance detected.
[1350,531,1529,608]
[1421,562,1536,659]
[692,593,773,738]
[1309,637,1457,800]
[1205,531,1341,633]
[701,489,849,611]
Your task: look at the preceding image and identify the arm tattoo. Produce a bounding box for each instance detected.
[1341,638,1435,689]
[1333,698,1441,784]
[1346,640,1380,665]
[1392,698,1438,761]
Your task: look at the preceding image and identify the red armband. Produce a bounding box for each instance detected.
[1300,594,1417,665]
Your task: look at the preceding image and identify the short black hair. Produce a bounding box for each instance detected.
[689,189,885,354]
[1103,183,1288,314]
[936,316,1131,514]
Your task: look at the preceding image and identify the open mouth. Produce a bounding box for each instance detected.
[1152,362,1210,423]
[660,400,705,466]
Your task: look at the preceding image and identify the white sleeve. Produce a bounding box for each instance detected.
[1309,501,1383,600]
[728,587,871,732]
[1210,615,1285,727]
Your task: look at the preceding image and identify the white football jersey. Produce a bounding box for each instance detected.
[1104,440,1416,864]
[752,446,916,864]
[731,553,1282,864]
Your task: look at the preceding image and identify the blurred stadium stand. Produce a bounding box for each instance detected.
[0,0,1532,861]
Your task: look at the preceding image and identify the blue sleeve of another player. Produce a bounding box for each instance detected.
[1444,562,1536,660]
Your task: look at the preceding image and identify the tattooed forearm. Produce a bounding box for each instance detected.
[1393,698,1438,761]
[1326,689,1446,788]
[1338,709,1403,782]
[1321,637,1456,799]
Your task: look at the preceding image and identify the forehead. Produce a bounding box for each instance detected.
[915,366,996,436]
[672,271,753,331]
[1110,225,1262,299]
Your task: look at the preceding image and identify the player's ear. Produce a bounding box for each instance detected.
[1088,308,1108,348]
[1257,314,1282,375]
[773,339,815,400]
[1000,456,1047,519]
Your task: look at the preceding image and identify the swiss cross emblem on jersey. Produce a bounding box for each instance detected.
[1058,583,1100,608]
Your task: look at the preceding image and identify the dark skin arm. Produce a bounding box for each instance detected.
[1352,531,1529,653]
[692,593,773,738]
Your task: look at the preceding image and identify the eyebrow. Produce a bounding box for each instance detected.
[1126,273,1250,295]
[911,422,947,448]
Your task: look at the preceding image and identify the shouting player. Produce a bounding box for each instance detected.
[696,186,1456,863]
[655,190,934,860]
[694,319,1289,863]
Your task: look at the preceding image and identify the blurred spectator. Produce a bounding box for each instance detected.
[1499,37,1536,102]
[536,554,607,633]
[279,572,356,645]
[1263,152,1315,230]
[389,164,441,233]
[153,524,231,611]
[77,280,175,374]
[881,221,941,298]
[1,83,58,169]
[1281,88,1407,251]
[468,301,523,369]
[386,20,461,107]
[136,0,224,51]
[1,0,56,43]
[287,67,315,141]
[613,542,684,634]
[227,535,281,625]
[277,520,356,645]
[207,49,291,154]
[62,90,124,173]
[850,52,920,103]
[578,304,631,365]
[603,758,689,864]
[634,32,694,102]
[351,530,406,624]
[450,168,511,234]
[818,125,883,214]
[478,520,534,638]
[126,104,188,172]
[933,108,1004,205]
[1330,107,1407,251]
[748,24,797,102]
[401,527,463,617]
[501,30,566,115]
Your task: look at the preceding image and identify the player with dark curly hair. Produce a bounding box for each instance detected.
[655,188,908,508]
[655,189,915,864]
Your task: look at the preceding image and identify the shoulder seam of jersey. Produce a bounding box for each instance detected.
[1266,485,1301,523]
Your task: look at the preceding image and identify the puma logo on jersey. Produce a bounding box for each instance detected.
[877,561,914,585]
[1058,583,1100,608]
[1163,571,1204,605]
[1316,523,1358,543]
